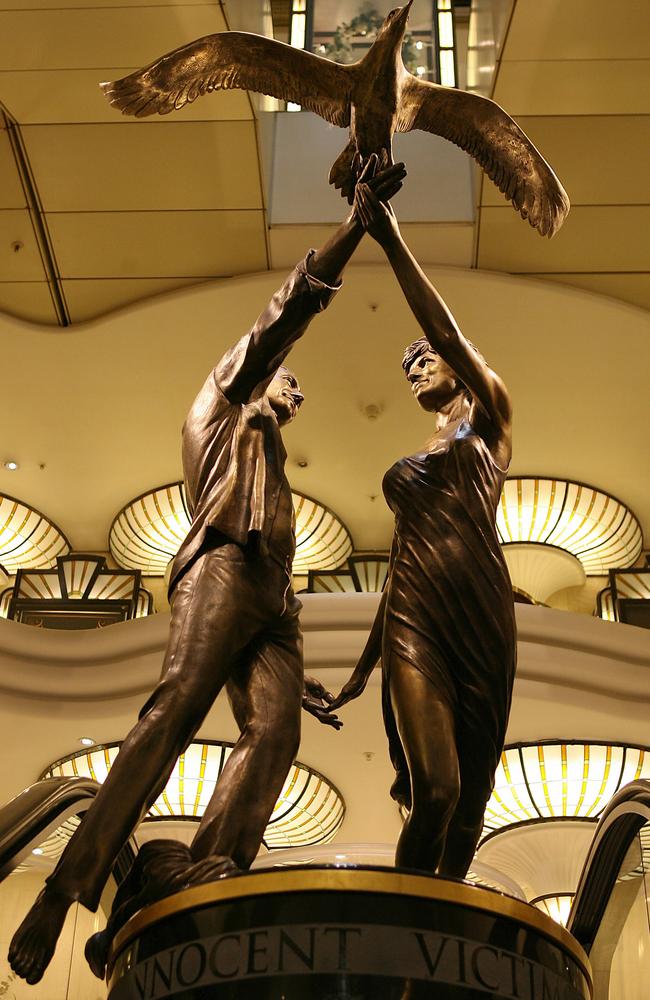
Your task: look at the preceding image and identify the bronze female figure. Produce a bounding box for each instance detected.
[331,168,516,878]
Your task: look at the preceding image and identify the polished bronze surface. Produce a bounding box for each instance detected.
[109,866,592,987]
[331,182,517,880]
[100,2,569,236]
[7,167,404,987]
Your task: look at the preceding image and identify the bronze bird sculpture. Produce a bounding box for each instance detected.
[101,1,569,237]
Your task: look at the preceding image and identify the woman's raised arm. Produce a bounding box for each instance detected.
[355,184,512,439]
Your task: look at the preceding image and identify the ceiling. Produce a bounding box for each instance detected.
[475,0,650,311]
[2,0,648,325]
[0,0,269,325]
[0,1,648,568]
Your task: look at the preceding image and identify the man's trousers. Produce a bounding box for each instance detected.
[46,543,303,911]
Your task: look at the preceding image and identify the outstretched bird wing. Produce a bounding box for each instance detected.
[101,31,353,127]
[398,78,569,237]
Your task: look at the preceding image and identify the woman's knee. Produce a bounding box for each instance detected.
[452,788,490,833]
[412,774,460,824]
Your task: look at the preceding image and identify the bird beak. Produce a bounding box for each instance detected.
[394,1,414,32]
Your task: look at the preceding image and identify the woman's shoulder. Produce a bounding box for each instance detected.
[466,410,512,473]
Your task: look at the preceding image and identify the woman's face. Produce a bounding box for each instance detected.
[406,349,460,412]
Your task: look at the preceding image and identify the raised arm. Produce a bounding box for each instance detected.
[217,162,406,404]
[354,184,512,448]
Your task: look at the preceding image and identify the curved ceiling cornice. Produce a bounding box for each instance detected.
[109,481,352,577]
[498,478,643,576]
[0,492,70,575]
[1,600,649,704]
[475,0,650,311]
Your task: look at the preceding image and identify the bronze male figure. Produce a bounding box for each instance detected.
[8,162,405,986]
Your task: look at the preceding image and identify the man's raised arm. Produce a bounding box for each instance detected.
[216,159,406,404]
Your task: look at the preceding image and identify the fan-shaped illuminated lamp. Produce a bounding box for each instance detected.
[292,493,353,576]
[475,742,650,912]
[7,555,152,629]
[109,482,352,578]
[482,742,650,836]
[497,479,642,604]
[0,492,70,575]
[308,552,390,593]
[531,894,575,928]
[45,741,345,850]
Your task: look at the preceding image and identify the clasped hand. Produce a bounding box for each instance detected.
[302,674,343,730]
[327,668,369,712]
[353,153,403,244]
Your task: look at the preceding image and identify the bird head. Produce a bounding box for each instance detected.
[377,1,414,43]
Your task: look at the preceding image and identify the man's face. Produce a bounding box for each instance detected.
[267,369,304,426]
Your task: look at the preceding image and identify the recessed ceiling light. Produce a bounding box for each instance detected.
[79,737,95,746]
[3,461,18,471]
[32,847,44,856]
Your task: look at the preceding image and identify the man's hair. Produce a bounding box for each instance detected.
[401,337,487,402]
[401,337,432,375]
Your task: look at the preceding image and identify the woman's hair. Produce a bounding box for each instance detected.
[401,337,487,402]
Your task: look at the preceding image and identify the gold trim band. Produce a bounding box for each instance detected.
[110,867,592,987]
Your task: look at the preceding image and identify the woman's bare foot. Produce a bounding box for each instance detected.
[8,888,73,984]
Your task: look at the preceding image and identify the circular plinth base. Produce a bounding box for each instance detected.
[108,866,592,1000]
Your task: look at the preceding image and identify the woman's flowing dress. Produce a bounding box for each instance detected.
[381,418,516,809]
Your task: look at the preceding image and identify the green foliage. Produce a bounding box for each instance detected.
[317,3,420,72]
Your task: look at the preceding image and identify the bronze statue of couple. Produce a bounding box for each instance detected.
[9,154,516,986]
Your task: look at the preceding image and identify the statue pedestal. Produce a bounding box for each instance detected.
[107,866,592,999]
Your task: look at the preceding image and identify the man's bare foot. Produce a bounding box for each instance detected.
[8,887,72,984]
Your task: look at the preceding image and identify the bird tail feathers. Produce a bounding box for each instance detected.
[328,140,360,205]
